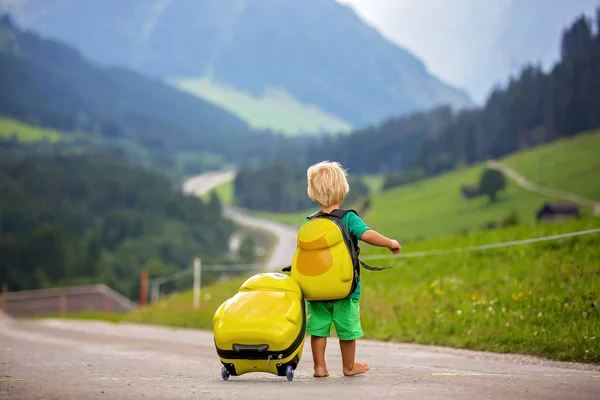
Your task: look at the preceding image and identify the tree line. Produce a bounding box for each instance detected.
[284,10,600,187]
[233,163,370,213]
[231,10,600,210]
[2,9,598,189]
[0,146,237,300]
[0,14,291,181]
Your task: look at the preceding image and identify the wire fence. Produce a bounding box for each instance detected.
[147,227,600,306]
[148,262,266,304]
[361,227,600,260]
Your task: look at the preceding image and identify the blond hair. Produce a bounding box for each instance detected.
[306,161,349,207]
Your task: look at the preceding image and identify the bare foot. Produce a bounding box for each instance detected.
[343,361,369,376]
[313,365,330,377]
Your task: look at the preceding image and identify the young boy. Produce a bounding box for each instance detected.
[304,161,401,377]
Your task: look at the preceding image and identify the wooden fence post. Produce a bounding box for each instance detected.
[1,284,7,314]
[59,294,67,315]
[193,258,201,310]
[140,270,148,309]
[104,298,111,316]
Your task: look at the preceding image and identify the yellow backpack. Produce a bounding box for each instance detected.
[283,209,390,301]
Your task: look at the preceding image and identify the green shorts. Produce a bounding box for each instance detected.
[306,298,363,341]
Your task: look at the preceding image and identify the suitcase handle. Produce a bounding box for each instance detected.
[232,343,270,352]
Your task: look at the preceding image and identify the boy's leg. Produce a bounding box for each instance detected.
[311,336,329,377]
[339,339,369,376]
[332,298,369,376]
[306,301,333,377]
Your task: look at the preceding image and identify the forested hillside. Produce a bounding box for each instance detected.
[233,164,370,213]
[0,15,291,176]
[227,10,600,214]
[413,11,600,176]
[294,10,600,181]
[4,0,472,128]
[0,148,236,300]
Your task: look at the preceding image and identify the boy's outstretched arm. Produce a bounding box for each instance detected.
[360,230,401,254]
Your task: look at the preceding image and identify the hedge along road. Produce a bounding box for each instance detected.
[182,170,299,271]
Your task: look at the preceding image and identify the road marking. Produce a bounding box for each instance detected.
[91,377,123,381]
[91,377,166,381]
[431,372,503,377]
[5,347,11,351]
[0,378,24,381]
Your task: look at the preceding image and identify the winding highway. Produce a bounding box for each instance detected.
[182,170,299,270]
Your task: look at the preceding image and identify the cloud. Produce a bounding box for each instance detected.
[336,0,599,104]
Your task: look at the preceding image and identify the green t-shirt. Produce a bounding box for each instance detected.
[301,210,370,300]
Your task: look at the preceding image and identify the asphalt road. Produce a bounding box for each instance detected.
[1,316,599,400]
[182,171,299,271]
[222,206,298,270]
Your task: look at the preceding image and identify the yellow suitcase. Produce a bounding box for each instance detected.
[213,272,306,381]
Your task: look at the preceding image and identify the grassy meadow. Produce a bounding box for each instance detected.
[503,129,600,201]
[171,77,352,136]
[364,129,600,242]
[238,130,600,237]
[201,177,234,204]
[0,117,63,142]
[121,217,599,362]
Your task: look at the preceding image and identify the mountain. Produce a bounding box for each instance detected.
[3,0,473,128]
[0,14,288,173]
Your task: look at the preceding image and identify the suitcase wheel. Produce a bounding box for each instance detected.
[221,365,230,381]
[285,365,294,381]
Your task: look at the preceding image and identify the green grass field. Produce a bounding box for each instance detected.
[366,130,600,242]
[247,130,600,238]
[171,77,352,136]
[503,129,600,201]
[201,178,234,204]
[34,312,125,323]
[0,117,62,142]
[121,217,600,362]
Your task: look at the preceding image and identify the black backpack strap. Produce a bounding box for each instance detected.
[359,259,391,271]
[307,210,325,219]
[328,209,357,220]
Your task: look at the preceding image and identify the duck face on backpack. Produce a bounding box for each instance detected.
[291,210,360,301]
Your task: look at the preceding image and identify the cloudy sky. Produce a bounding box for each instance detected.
[336,0,599,104]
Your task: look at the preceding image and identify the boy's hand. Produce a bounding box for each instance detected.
[389,239,401,254]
